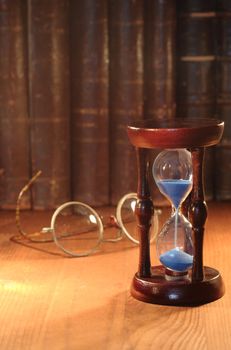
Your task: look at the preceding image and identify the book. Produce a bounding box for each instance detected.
[70,0,109,207]
[108,0,144,205]
[215,2,231,199]
[28,0,71,209]
[0,0,30,209]
[143,0,176,206]
[143,0,176,121]
[176,0,217,200]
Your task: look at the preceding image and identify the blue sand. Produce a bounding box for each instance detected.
[157,179,192,208]
[160,247,193,272]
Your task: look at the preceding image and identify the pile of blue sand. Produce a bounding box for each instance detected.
[157,179,192,208]
[160,247,193,272]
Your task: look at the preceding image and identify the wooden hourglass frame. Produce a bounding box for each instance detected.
[127,118,225,306]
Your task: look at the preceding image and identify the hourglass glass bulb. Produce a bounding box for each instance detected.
[152,149,193,275]
[157,211,193,272]
[152,149,193,207]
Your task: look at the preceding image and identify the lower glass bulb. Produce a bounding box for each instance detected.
[156,209,193,273]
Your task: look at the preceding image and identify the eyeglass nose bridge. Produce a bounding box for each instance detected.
[101,215,123,243]
[109,215,121,229]
[41,227,53,233]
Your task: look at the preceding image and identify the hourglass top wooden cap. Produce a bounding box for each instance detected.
[127,118,224,149]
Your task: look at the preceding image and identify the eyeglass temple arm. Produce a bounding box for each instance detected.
[15,170,42,237]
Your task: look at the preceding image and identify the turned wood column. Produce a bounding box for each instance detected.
[135,148,154,278]
[190,147,207,282]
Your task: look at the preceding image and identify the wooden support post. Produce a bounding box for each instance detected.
[190,147,207,282]
[135,148,154,278]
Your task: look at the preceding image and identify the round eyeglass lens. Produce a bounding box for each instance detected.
[50,202,104,257]
[116,193,159,244]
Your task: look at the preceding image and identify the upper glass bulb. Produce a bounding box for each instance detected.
[152,149,193,208]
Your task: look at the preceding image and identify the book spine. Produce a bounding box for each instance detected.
[215,3,231,199]
[143,0,176,121]
[28,0,70,209]
[176,2,217,117]
[70,0,109,206]
[0,0,30,209]
[176,0,217,200]
[109,0,144,205]
[143,0,176,206]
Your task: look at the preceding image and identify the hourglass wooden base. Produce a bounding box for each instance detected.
[131,266,225,306]
[127,118,225,307]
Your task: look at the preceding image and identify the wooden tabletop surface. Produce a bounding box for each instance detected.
[0,202,231,350]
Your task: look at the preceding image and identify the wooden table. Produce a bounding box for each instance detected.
[0,202,231,349]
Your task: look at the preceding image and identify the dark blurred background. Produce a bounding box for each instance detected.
[0,0,230,210]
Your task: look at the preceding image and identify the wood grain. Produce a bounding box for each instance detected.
[0,202,231,349]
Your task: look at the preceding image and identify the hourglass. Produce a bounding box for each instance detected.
[153,149,193,278]
[127,118,225,306]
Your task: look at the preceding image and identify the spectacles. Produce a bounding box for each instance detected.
[15,171,160,257]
